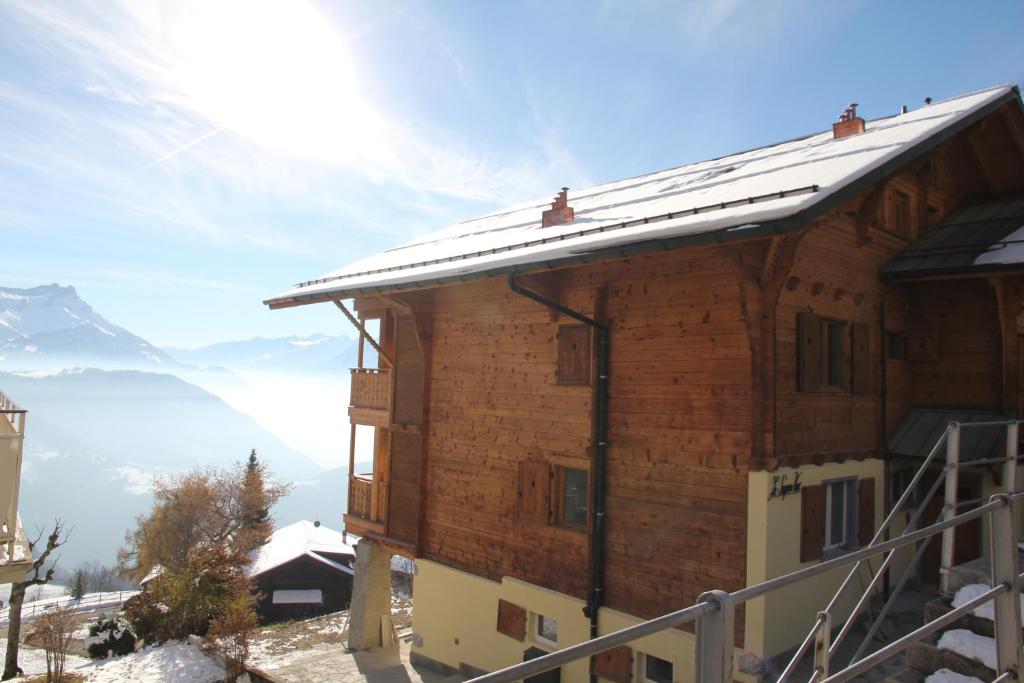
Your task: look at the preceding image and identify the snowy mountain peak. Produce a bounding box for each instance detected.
[0,284,176,370]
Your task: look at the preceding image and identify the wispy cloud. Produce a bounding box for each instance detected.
[1,0,590,228]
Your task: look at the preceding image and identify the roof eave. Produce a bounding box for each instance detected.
[265,87,1023,310]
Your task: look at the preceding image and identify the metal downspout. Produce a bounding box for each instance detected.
[507,274,610,675]
[879,284,891,599]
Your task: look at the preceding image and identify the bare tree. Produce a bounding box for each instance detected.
[2,520,68,681]
[32,607,75,682]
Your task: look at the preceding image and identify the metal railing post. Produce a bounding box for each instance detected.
[1005,421,1019,495]
[813,611,831,682]
[990,494,1023,680]
[694,590,734,683]
[940,421,961,595]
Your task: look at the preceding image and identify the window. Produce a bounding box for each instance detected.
[888,466,921,509]
[825,321,845,387]
[824,479,858,552]
[643,654,673,683]
[888,190,913,239]
[535,614,558,647]
[887,332,908,361]
[556,467,588,529]
[556,325,591,385]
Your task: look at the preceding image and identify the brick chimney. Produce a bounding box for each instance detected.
[541,187,574,228]
[832,102,865,139]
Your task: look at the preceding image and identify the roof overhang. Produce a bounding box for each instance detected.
[266,88,1023,310]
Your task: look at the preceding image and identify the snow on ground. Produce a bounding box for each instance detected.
[951,583,1024,621]
[14,647,91,678]
[937,629,996,670]
[0,583,68,605]
[925,668,985,683]
[0,590,138,626]
[14,642,223,682]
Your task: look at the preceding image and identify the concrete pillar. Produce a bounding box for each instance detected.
[347,540,393,650]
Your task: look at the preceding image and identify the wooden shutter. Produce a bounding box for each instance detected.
[858,477,876,547]
[591,645,632,683]
[518,461,550,522]
[851,323,870,395]
[797,312,822,392]
[557,325,591,385]
[496,599,527,641]
[800,484,825,562]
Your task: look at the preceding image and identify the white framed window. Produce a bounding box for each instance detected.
[641,653,673,683]
[824,478,858,552]
[534,613,558,648]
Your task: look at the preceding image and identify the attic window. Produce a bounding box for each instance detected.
[887,190,913,240]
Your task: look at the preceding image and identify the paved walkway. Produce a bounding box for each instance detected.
[259,638,463,683]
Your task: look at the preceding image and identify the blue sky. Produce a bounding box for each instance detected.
[0,0,1021,348]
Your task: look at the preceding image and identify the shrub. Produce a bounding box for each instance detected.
[85,613,137,659]
[31,607,76,682]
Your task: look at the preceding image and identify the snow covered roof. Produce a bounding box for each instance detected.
[266,85,1021,309]
[247,520,356,578]
[882,197,1024,278]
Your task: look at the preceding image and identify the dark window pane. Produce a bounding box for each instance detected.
[827,323,843,386]
[828,482,844,546]
[645,654,673,683]
[538,615,558,643]
[562,469,588,526]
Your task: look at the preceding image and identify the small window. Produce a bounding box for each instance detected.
[887,332,908,361]
[888,190,913,239]
[556,467,588,529]
[825,321,845,387]
[890,468,918,510]
[643,654,673,683]
[824,479,858,551]
[556,325,591,385]
[536,614,558,647]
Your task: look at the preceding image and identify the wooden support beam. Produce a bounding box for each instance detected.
[990,276,1023,417]
[965,128,997,190]
[855,183,885,246]
[334,300,394,368]
[1002,105,1024,159]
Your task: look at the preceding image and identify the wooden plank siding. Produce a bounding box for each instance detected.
[420,248,754,636]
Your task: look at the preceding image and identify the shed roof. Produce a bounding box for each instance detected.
[881,197,1024,279]
[887,408,1010,462]
[265,85,1020,309]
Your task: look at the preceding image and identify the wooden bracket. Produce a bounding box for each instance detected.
[334,300,394,368]
[855,183,885,246]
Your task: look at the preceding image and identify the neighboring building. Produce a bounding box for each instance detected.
[247,520,356,623]
[0,389,32,584]
[265,85,1024,679]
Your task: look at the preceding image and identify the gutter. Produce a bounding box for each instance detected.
[506,274,609,671]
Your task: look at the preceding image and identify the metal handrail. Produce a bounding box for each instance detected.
[468,494,1018,683]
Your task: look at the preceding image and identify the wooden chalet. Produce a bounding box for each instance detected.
[266,85,1024,681]
[246,520,355,624]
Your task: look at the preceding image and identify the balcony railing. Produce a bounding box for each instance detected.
[350,368,392,411]
[349,474,374,519]
[0,389,27,572]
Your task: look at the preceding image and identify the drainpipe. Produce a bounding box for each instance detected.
[880,284,891,599]
[507,274,610,666]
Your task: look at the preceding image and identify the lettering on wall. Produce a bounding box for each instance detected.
[769,471,802,500]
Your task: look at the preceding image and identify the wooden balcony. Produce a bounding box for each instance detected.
[344,473,387,539]
[348,368,392,426]
[0,390,30,582]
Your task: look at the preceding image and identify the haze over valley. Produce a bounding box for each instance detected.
[0,284,364,568]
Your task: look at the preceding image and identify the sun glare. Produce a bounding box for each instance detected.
[163,1,386,165]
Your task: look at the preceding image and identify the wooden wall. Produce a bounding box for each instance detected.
[906,279,1003,410]
[388,314,425,546]
[419,247,752,632]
